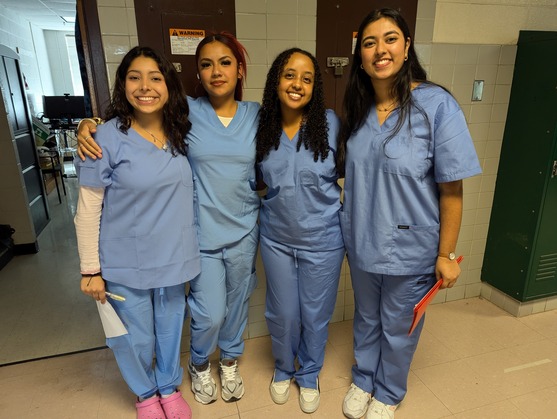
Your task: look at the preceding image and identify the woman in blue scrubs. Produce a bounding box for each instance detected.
[184,32,259,405]
[74,46,199,419]
[256,48,344,414]
[336,9,482,419]
[76,33,260,406]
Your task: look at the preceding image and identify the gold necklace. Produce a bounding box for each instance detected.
[134,123,168,151]
[376,102,397,112]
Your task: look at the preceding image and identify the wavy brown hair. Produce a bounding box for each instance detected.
[256,48,329,163]
[104,46,191,156]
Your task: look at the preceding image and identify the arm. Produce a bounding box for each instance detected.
[76,118,103,160]
[436,180,463,289]
[74,185,107,303]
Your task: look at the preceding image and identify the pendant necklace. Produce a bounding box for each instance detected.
[135,123,168,151]
[376,102,397,112]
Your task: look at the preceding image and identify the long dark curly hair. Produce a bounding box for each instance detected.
[104,46,191,156]
[256,48,329,163]
[336,8,432,176]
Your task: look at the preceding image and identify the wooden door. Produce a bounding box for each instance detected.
[134,0,236,98]
[317,1,418,113]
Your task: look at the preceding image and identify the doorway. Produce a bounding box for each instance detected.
[134,0,236,98]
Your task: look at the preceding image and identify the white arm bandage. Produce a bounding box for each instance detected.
[74,186,104,274]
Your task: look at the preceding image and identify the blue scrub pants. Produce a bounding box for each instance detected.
[187,225,258,365]
[105,281,186,399]
[261,234,345,389]
[349,264,436,405]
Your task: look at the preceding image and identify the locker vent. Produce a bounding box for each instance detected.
[535,253,557,282]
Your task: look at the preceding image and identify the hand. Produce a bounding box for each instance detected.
[435,257,461,289]
[77,120,102,160]
[80,274,107,304]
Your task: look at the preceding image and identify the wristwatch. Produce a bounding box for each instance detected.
[439,252,456,260]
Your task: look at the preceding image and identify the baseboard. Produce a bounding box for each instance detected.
[0,246,13,270]
[13,241,40,255]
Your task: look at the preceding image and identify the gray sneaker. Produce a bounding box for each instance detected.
[187,359,217,404]
[219,358,245,402]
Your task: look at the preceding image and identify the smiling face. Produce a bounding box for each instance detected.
[124,56,168,118]
[277,52,315,115]
[197,40,243,101]
[360,17,410,85]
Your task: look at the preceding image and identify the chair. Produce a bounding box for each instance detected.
[39,149,67,204]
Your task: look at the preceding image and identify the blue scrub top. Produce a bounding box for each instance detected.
[76,119,201,289]
[258,109,344,251]
[186,96,260,250]
[341,84,482,275]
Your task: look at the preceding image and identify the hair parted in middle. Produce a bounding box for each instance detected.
[194,31,248,101]
[336,8,434,175]
[104,45,191,156]
[256,48,329,163]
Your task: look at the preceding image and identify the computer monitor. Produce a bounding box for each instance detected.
[43,95,87,122]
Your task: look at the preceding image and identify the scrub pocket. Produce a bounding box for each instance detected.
[383,134,431,179]
[390,223,439,271]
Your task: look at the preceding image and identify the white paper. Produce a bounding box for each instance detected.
[96,300,128,338]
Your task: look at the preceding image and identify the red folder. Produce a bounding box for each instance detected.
[408,255,463,335]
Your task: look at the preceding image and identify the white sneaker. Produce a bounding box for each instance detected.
[187,359,217,404]
[343,383,372,419]
[365,398,398,419]
[219,358,245,402]
[299,378,320,413]
[269,372,291,404]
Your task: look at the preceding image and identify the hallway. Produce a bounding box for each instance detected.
[0,177,556,418]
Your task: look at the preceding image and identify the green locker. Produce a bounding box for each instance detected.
[482,31,557,302]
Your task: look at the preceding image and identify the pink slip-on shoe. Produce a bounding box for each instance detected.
[135,396,165,419]
[160,390,192,419]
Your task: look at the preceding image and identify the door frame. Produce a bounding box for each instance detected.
[76,0,110,117]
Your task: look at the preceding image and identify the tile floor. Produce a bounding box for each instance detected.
[1,170,557,418]
[0,176,106,366]
[0,298,556,418]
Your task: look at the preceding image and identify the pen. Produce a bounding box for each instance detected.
[105,292,126,302]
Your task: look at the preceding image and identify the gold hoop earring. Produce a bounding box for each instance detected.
[360,64,364,69]
[404,56,408,61]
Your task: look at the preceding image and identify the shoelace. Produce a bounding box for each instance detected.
[220,363,239,382]
[196,367,214,387]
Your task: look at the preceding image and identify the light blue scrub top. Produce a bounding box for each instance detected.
[186,96,260,250]
[341,84,482,275]
[76,119,201,289]
[258,110,344,251]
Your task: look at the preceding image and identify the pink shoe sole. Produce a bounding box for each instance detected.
[136,396,165,419]
[160,390,192,419]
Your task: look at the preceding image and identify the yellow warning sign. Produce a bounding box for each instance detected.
[169,28,206,55]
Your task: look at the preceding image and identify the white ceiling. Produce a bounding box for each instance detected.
[1,0,77,31]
